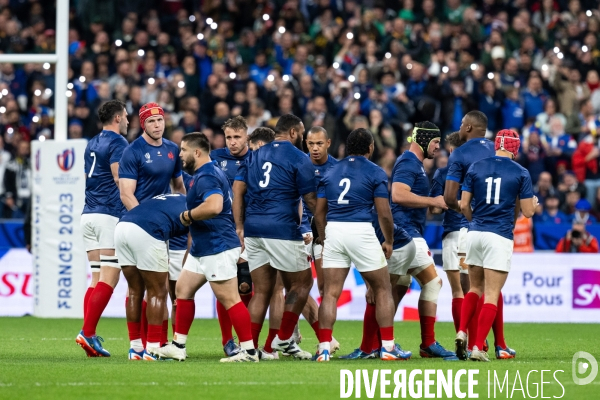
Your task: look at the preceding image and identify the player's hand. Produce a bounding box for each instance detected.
[236,228,245,252]
[432,195,448,211]
[382,241,393,259]
[314,236,324,246]
[365,288,375,304]
[532,196,539,208]
[302,233,313,245]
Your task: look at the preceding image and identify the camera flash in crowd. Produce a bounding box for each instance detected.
[211,22,218,30]
[177,81,185,88]
[488,72,495,79]
[263,14,269,21]
[0,106,7,114]
[197,33,204,40]
[45,88,52,95]
[278,27,286,34]
[79,76,86,83]
[406,63,413,70]
[282,75,289,82]
[267,74,274,82]
[34,89,41,96]
[554,46,560,54]
[32,116,39,123]
[206,18,213,25]
[7,127,13,134]
[115,39,122,47]
[189,15,196,22]
[332,62,339,69]
[557,52,564,60]
[66,90,72,97]
[442,66,449,74]
[138,49,145,57]
[43,63,50,70]
[38,135,46,142]
[348,75,355,82]
[1,89,7,96]
[385,52,391,59]
[470,63,478,71]
[353,92,360,100]
[148,77,155,85]
[587,10,593,17]
[346,32,353,40]
[67,83,73,90]
[582,45,589,52]
[542,64,548,71]
[229,72,237,80]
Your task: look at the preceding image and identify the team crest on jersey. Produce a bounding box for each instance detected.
[480,140,486,144]
[168,151,174,160]
[220,160,228,171]
[57,148,75,172]
[315,169,320,175]
[349,158,355,161]
[157,151,162,156]
[145,153,152,163]
[235,160,240,165]
[274,143,279,147]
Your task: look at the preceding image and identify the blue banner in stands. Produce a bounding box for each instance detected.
[0,221,26,248]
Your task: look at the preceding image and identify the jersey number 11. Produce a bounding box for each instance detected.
[485,177,501,204]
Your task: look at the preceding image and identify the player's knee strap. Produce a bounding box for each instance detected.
[419,276,442,304]
[410,264,430,277]
[100,254,119,269]
[396,274,412,287]
[90,261,101,271]
[237,262,252,294]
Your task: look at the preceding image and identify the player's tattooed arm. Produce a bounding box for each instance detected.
[302,191,317,215]
[374,197,394,259]
[444,180,462,213]
[232,180,247,250]
[393,182,448,210]
[119,178,139,210]
[460,190,473,221]
[314,197,328,245]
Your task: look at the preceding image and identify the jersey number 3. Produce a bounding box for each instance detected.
[259,162,272,188]
[485,177,501,204]
[338,178,351,204]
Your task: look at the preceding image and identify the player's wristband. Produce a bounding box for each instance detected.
[181,211,190,223]
[187,210,195,222]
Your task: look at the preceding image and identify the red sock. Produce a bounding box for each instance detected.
[379,326,394,341]
[82,282,113,337]
[141,300,148,347]
[311,321,320,337]
[458,292,480,333]
[468,295,485,350]
[241,293,252,307]
[127,322,141,341]
[451,298,463,333]
[319,328,333,343]
[419,316,436,348]
[493,293,507,348]
[175,299,195,336]
[360,303,379,353]
[373,329,382,351]
[264,328,278,352]
[227,302,253,343]
[83,287,94,319]
[251,322,262,348]
[278,311,299,341]
[161,319,168,346]
[216,301,233,345]
[147,324,162,345]
[476,303,497,350]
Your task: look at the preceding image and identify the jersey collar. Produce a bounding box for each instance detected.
[195,160,217,174]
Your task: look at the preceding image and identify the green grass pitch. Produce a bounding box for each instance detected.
[0,317,598,399]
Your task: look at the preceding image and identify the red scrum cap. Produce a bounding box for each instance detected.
[139,102,164,130]
[495,129,520,159]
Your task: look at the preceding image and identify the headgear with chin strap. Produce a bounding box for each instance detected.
[495,129,520,159]
[407,122,441,159]
[139,102,164,131]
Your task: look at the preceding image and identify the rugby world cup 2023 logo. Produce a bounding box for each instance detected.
[57,148,75,172]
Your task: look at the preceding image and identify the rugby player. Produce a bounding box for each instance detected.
[312,128,411,362]
[391,121,457,360]
[233,114,316,359]
[76,100,128,357]
[456,130,537,361]
[115,193,189,360]
[159,133,257,362]
[210,116,252,357]
[429,132,469,332]
[119,102,186,347]
[444,111,509,354]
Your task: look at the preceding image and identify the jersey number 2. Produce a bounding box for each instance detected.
[485,177,501,204]
[88,152,97,178]
[338,178,351,204]
[259,162,272,188]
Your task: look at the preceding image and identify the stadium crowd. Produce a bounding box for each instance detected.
[1,0,600,234]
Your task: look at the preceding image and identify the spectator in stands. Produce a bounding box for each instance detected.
[536,98,567,136]
[573,199,598,225]
[501,87,525,131]
[3,140,30,219]
[533,171,557,203]
[514,213,534,252]
[535,194,570,225]
[518,130,547,184]
[555,222,599,253]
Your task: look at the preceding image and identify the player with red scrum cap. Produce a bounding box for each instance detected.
[455,129,538,362]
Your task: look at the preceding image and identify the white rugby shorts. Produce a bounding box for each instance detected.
[168,249,186,281]
[457,227,468,255]
[245,237,311,273]
[322,222,387,273]
[183,247,241,281]
[387,240,417,276]
[408,238,435,270]
[114,222,168,272]
[442,230,468,274]
[80,213,119,251]
[464,231,513,272]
